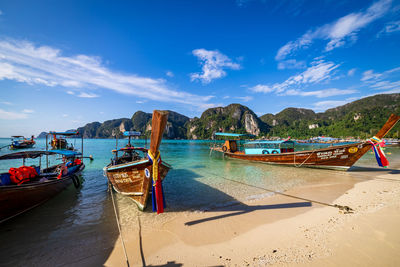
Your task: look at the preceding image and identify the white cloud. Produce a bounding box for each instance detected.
[0,109,28,120]
[361,69,382,81]
[361,66,400,90]
[284,88,357,98]
[377,20,400,36]
[66,90,74,95]
[347,68,356,76]
[250,84,274,93]
[234,96,253,102]
[0,38,216,108]
[0,10,2,16]
[62,114,68,117]
[136,100,146,104]
[0,101,12,105]
[22,109,34,113]
[190,49,241,84]
[77,92,99,98]
[276,0,391,60]
[166,71,174,77]
[277,59,306,70]
[250,60,340,95]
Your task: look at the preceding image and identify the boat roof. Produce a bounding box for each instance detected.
[123,131,142,137]
[48,131,79,136]
[214,132,254,137]
[245,140,295,144]
[50,150,82,157]
[112,147,147,153]
[0,150,76,160]
[11,135,24,138]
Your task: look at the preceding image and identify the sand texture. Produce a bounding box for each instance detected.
[105,168,400,267]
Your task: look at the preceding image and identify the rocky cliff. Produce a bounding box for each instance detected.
[186,104,269,139]
[37,93,400,139]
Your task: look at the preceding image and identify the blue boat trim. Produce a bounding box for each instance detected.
[50,150,82,157]
[123,131,142,136]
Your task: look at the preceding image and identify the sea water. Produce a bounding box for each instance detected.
[0,138,399,265]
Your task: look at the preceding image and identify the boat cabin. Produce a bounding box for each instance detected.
[111,131,148,165]
[244,140,295,155]
[47,131,79,150]
[214,132,254,153]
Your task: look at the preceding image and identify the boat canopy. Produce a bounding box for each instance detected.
[214,132,254,137]
[48,131,79,136]
[246,140,295,145]
[123,131,142,137]
[50,150,82,157]
[0,150,57,160]
[11,135,24,138]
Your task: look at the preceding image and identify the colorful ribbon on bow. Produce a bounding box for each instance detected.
[148,150,165,214]
[368,137,389,168]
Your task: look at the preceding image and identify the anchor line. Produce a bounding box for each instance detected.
[109,181,130,267]
[201,168,354,213]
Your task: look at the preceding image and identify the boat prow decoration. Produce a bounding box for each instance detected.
[104,110,171,212]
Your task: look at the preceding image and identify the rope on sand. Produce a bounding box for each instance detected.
[109,182,130,267]
[203,169,354,213]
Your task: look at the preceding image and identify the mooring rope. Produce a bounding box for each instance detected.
[109,182,130,267]
[201,168,354,213]
[293,150,315,168]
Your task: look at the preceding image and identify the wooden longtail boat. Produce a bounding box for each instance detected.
[10,135,35,149]
[103,110,171,211]
[0,150,85,223]
[47,131,79,150]
[211,114,400,170]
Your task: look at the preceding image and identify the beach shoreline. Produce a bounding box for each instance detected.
[105,167,400,266]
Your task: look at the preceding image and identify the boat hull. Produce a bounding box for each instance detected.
[10,142,35,150]
[212,142,372,170]
[0,164,85,223]
[104,160,171,210]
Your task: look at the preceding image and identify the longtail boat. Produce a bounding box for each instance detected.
[47,131,79,150]
[0,150,85,223]
[103,110,171,212]
[211,114,400,170]
[10,135,36,149]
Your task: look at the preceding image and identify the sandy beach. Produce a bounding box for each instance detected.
[104,166,400,267]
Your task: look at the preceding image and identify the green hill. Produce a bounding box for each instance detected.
[259,93,400,138]
[46,93,400,139]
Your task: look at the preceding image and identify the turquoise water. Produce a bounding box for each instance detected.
[0,138,399,265]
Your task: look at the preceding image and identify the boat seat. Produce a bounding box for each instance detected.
[0,173,11,186]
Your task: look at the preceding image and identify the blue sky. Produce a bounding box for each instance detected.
[0,0,399,137]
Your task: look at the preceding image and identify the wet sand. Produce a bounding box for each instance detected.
[105,167,400,266]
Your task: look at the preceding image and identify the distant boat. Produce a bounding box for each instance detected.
[47,131,79,150]
[211,114,400,170]
[103,110,171,212]
[383,138,400,147]
[10,135,35,149]
[0,150,85,223]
